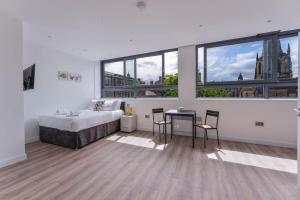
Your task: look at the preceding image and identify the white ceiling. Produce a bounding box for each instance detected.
[0,0,299,61]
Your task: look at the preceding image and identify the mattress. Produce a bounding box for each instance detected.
[38,110,123,132]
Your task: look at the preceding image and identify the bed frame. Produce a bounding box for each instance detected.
[40,102,125,149]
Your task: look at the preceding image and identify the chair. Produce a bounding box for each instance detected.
[152,108,171,140]
[195,110,220,148]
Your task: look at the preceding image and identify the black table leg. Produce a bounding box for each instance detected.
[192,115,195,148]
[164,114,167,144]
[171,116,173,139]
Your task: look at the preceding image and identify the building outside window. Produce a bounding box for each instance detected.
[197,31,298,98]
[101,49,178,98]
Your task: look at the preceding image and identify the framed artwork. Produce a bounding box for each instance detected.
[58,71,82,82]
[58,71,68,80]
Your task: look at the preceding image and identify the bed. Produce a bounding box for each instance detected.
[38,101,125,149]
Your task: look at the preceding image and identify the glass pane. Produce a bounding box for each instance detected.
[197,47,204,85]
[268,86,297,97]
[197,86,263,97]
[278,36,298,79]
[136,55,162,85]
[161,89,178,97]
[164,51,178,86]
[137,89,162,97]
[207,41,264,82]
[125,60,135,86]
[102,90,134,98]
[137,89,178,97]
[104,61,124,86]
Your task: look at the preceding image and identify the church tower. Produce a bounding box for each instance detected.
[254,40,293,80]
[254,53,264,80]
[277,41,292,79]
[238,72,243,81]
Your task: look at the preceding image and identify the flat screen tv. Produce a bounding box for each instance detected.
[23,64,35,91]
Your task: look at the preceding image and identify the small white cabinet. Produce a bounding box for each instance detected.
[121,115,137,133]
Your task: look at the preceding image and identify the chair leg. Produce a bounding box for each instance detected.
[203,129,207,148]
[195,126,197,138]
[165,124,168,136]
[206,131,208,140]
[216,129,220,146]
[171,122,173,139]
[159,125,161,141]
[153,124,154,136]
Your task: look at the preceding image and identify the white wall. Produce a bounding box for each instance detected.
[0,13,26,167]
[121,45,298,148]
[23,41,96,143]
[297,33,300,189]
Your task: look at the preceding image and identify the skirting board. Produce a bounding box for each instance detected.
[25,136,40,144]
[0,153,27,168]
[139,129,297,149]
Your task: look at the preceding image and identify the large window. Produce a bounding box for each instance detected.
[197,31,298,98]
[102,49,178,98]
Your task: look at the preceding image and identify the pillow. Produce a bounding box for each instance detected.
[94,100,105,111]
[87,100,98,110]
[102,100,118,111]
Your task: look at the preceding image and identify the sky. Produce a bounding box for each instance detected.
[198,36,298,82]
[105,61,123,75]
[136,51,178,84]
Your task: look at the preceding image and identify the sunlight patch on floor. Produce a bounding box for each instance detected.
[106,135,167,150]
[207,149,297,174]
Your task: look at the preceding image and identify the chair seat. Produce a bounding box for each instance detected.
[154,120,171,125]
[195,124,215,129]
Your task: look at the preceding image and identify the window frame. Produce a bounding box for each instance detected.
[196,29,299,99]
[101,48,178,98]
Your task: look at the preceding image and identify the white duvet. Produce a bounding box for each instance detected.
[38,110,123,132]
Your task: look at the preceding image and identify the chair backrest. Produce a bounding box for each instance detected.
[152,108,164,122]
[205,110,220,128]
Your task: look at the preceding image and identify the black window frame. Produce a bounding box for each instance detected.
[101,48,179,98]
[196,29,299,98]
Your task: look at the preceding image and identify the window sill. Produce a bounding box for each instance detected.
[195,97,297,101]
[101,97,179,101]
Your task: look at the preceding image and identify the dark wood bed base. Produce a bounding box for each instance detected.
[40,119,120,149]
[40,101,125,149]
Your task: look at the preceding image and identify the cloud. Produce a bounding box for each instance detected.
[137,57,162,84]
[105,61,123,75]
[165,51,178,75]
[207,51,258,81]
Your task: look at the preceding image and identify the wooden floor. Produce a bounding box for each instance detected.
[0,131,299,200]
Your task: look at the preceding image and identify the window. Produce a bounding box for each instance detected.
[136,55,162,85]
[125,60,135,86]
[101,49,178,98]
[197,31,298,98]
[104,61,124,87]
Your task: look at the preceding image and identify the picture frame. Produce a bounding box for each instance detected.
[58,71,82,83]
[58,71,68,80]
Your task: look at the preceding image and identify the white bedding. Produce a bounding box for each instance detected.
[38,110,123,132]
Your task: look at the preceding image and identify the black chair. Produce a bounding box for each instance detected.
[152,108,171,140]
[195,110,220,148]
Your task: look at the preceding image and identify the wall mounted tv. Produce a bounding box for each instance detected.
[23,64,35,91]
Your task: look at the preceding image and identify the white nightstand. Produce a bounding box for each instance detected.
[121,115,137,133]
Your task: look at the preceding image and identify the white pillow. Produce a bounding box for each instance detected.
[87,100,97,110]
[102,100,118,111]
[114,100,123,110]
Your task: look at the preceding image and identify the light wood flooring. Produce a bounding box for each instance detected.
[0,131,299,200]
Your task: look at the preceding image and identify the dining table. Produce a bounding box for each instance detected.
[164,109,197,148]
